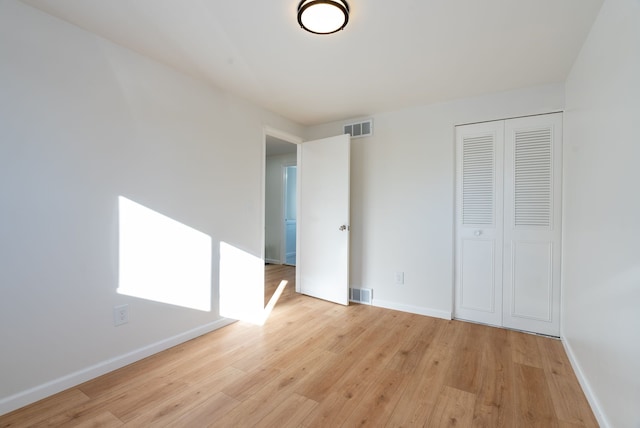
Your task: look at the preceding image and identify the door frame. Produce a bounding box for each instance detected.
[263,128,351,301]
[262,126,302,276]
[281,162,297,265]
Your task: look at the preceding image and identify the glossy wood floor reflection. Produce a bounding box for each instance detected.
[1,265,597,427]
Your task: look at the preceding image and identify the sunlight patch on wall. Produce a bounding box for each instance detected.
[118,196,212,311]
[219,241,264,324]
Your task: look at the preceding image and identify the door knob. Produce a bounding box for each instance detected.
[474,230,483,236]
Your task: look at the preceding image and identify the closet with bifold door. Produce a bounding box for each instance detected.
[454,113,562,337]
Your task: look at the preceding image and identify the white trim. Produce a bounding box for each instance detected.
[265,258,281,265]
[0,318,235,416]
[295,145,302,293]
[280,165,298,266]
[372,299,451,320]
[561,338,610,428]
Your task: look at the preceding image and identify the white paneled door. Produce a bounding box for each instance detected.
[455,113,562,336]
[298,134,350,305]
[454,121,505,327]
[502,115,562,336]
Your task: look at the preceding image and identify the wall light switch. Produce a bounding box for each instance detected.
[395,271,404,285]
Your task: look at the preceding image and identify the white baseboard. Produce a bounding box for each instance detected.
[0,318,236,416]
[265,258,281,265]
[372,299,451,320]
[561,337,610,428]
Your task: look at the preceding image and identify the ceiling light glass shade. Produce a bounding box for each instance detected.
[297,0,349,35]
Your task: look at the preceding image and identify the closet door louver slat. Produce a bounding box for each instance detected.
[462,135,494,226]
[514,129,552,227]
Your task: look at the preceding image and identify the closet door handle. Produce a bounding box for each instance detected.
[474,230,483,236]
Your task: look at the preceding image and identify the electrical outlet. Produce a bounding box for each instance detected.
[114,304,129,326]
[395,271,404,285]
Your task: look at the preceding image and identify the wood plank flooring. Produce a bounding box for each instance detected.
[264,263,296,307]
[1,265,597,427]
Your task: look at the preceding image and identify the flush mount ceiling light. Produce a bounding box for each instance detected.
[297,0,350,35]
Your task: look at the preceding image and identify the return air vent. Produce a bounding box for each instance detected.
[344,119,373,138]
[349,288,372,304]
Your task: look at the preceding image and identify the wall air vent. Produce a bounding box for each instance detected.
[349,288,373,305]
[344,119,373,139]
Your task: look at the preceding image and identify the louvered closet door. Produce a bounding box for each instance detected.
[454,121,504,327]
[503,114,562,336]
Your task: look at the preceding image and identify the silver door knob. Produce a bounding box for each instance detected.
[474,230,483,236]
[339,225,349,231]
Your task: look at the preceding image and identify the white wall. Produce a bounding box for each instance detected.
[563,0,640,426]
[5,0,634,421]
[265,153,296,263]
[306,84,564,318]
[0,0,302,414]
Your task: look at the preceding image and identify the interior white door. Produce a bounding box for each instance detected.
[502,114,562,336]
[455,121,505,327]
[298,134,350,305]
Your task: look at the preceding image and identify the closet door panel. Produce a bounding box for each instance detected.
[510,241,553,320]
[454,121,504,327]
[503,113,562,336]
[460,239,498,312]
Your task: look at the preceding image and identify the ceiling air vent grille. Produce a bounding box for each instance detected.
[344,119,373,138]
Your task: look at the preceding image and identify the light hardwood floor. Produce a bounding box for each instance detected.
[1,265,597,427]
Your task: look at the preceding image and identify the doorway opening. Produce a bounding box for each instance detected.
[264,131,299,308]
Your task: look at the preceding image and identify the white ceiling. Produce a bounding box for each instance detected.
[21,0,603,126]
